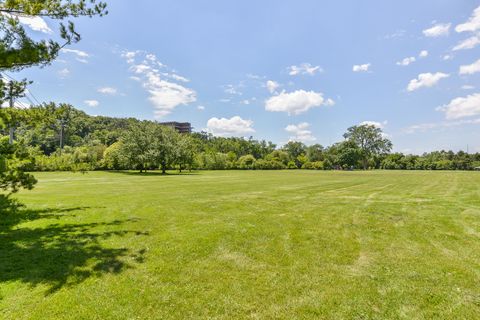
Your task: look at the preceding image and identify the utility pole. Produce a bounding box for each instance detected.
[3,79,30,144]
[58,118,67,153]
[8,92,14,144]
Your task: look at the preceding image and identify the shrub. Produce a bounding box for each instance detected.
[238,154,256,170]
[302,161,324,170]
[254,159,286,170]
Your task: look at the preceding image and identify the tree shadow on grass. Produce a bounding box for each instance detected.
[104,170,200,177]
[0,195,147,294]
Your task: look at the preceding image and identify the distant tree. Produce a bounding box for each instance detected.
[119,122,178,174]
[282,141,307,168]
[102,141,123,170]
[266,150,290,165]
[119,122,156,172]
[336,140,362,168]
[151,125,177,174]
[175,134,196,172]
[306,144,324,162]
[343,124,392,169]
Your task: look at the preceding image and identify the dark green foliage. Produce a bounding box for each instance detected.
[3,104,480,172]
[344,124,392,169]
[0,135,36,193]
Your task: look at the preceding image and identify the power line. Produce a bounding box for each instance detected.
[2,72,42,106]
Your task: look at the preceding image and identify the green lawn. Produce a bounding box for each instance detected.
[1,170,480,319]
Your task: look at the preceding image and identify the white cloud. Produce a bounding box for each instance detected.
[265,90,333,115]
[122,51,138,64]
[455,6,480,33]
[197,105,205,111]
[8,14,52,34]
[97,87,118,95]
[459,59,480,75]
[84,100,99,107]
[360,120,387,129]
[353,63,371,72]
[266,80,280,93]
[224,84,242,95]
[1,101,31,109]
[123,51,196,118]
[462,85,475,90]
[452,35,480,51]
[437,93,480,119]
[407,72,449,92]
[288,63,322,76]
[58,68,70,78]
[443,54,453,61]
[285,122,316,142]
[405,118,480,134]
[423,23,451,37]
[397,57,416,66]
[168,74,190,83]
[419,50,429,58]
[131,64,151,74]
[246,73,264,80]
[62,48,89,58]
[206,116,255,137]
[145,74,196,118]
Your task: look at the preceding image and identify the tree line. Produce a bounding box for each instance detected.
[1,103,479,179]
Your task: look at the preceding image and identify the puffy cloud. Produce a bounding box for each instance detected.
[197,105,205,111]
[396,57,416,66]
[265,90,333,115]
[423,23,451,37]
[353,63,371,72]
[206,116,255,137]
[2,13,52,34]
[288,63,322,76]
[419,50,429,58]
[443,54,453,61]
[123,50,196,118]
[121,51,138,64]
[266,80,280,94]
[437,93,480,119]
[455,6,480,33]
[459,59,480,75]
[407,72,449,92]
[359,120,387,129]
[285,122,316,142]
[145,74,197,118]
[130,64,151,74]
[453,35,480,51]
[84,100,99,107]
[97,87,118,95]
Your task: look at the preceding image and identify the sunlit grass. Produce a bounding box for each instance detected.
[1,170,480,319]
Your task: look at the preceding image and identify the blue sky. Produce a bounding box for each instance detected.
[9,0,480,153]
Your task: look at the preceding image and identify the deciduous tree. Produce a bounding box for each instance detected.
[343,124,392,170]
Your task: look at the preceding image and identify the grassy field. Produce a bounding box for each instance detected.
[1,170,480,319]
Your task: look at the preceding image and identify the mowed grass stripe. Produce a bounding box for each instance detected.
[1,170,479,319]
